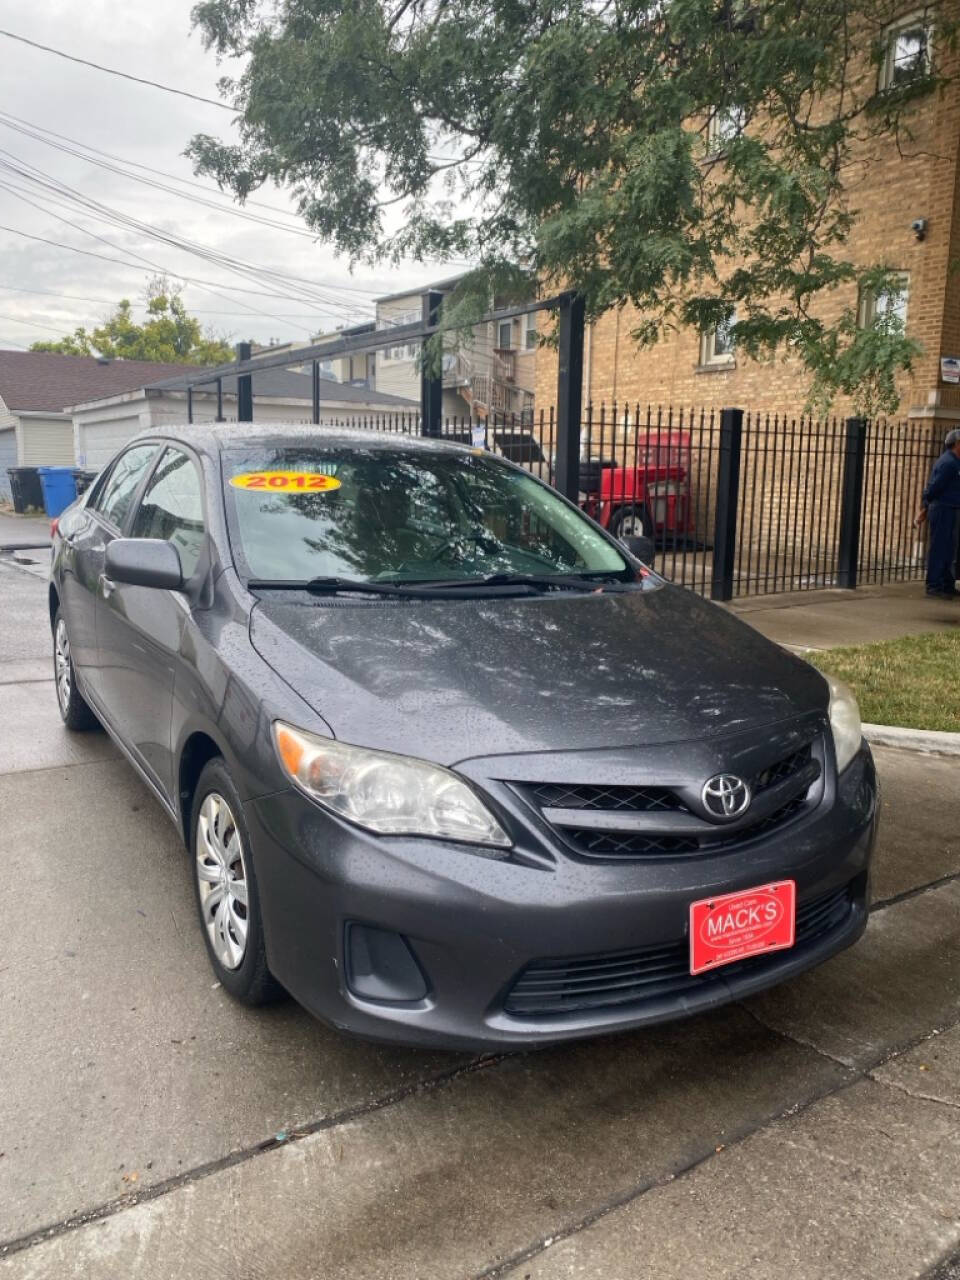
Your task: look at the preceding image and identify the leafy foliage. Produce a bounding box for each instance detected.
[188,0,955,411]
[31,278,235,365]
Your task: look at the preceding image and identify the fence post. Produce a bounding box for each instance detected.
[837,417,868,589]
[311,360,321,425]
[420,290,443,437]
[555,293,585,502]
[710,407,744,602]
[236,341,253,423]
[187,385,193,425]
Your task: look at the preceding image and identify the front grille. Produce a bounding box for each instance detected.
[518,739,820,861]
[504,882,854,1017]
[530,783,688,814]
[755,745,812,793]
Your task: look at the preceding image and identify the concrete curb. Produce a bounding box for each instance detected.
[864,723,960,756]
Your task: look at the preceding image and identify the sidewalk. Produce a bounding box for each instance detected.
[0,511,51,551]
[728,578,959,650]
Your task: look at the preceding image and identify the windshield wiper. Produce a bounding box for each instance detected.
[247,576,425,596]
[417,573,628,593]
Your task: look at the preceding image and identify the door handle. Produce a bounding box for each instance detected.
[99,573,117,599]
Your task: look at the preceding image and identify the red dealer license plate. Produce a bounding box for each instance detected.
[689,881,796,976]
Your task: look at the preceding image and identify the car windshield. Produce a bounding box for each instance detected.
[222,442,630,585]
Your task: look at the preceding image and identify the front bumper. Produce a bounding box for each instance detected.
[245,745,877,1051]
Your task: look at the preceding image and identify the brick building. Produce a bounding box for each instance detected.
[535,6,960,431]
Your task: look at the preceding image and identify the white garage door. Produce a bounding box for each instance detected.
[20,418,76,466]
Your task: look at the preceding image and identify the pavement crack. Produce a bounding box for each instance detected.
[0,1051,511,1261]
[735,1001,856,1070]
[870,871,960,913]
[475,1006,960,1280]
[869,1073,960,1114]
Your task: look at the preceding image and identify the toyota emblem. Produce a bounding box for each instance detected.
[701,773,751,820]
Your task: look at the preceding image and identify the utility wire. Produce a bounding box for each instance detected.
[0,179,321,334]
[0,282,330,318]
[0,29,234,111]
[0,147,381,314]
[0,108,308,218]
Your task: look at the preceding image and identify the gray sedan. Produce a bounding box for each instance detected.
[49,425,877,1050]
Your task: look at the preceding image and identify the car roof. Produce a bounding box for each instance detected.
[130,422,481,458]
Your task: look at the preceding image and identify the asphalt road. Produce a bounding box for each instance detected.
[0,552,958,1279]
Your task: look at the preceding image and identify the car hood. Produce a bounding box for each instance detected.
[249,584,828,765]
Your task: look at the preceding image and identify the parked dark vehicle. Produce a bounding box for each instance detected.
[49,426,877,1050]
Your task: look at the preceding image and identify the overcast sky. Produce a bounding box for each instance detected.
[0,0,446,353]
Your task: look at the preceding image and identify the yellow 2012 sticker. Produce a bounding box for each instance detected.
[230,471,342,493]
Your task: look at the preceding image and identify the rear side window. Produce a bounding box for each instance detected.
[130,447,206,579]
[93,444,159,530]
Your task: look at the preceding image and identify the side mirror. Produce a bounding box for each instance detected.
[621,534,656,564]
[105,538,183,591]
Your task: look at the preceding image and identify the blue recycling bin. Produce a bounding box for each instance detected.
[36,466,78,518]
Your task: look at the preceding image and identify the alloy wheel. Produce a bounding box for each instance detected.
[196,792,250,971]
[55,618,72,713]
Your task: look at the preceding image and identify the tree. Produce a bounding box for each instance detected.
[31,279,235,365]
[188,0,957,413]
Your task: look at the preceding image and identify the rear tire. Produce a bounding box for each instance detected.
[610,505,653,539]
[53,609,98,731]
[190,757,284,1006]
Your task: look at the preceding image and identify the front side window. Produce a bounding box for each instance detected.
[879,13,933,89]
[131,447,206,579]
[223,445,629,585]
[94,444,159,530]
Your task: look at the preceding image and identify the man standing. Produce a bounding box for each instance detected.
[918,429,960,598]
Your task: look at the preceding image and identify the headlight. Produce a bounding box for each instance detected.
[826,675,862,774]
[272,722,511,848]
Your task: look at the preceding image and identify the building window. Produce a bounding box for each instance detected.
[525,320,537,350]
[706,106,744,154]
[497,320,513,351]
[878,13,933,90]
[858,275,909,330]
[699,311,737,367]
[377,309,420,361]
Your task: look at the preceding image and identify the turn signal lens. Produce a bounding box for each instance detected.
[271,722,512,848]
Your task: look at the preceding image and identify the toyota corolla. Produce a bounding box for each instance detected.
[49,426,877,1050]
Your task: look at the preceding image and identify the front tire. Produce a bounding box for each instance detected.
[190,758,283,1005]
[53,609,98,730]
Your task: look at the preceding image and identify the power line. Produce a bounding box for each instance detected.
[0,178,323,334]
[0,311,66,334]
[0,29,234,112]
[0,282,329,318]
[0,147,382,314]
[0,109,307,218]
[0,110,321,241]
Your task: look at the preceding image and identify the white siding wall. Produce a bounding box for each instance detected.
[0,427,16,500]
[0,393,16,430]
[19,415,75,466]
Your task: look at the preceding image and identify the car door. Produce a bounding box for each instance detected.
[59,443,161,699]
[96,446,208,802]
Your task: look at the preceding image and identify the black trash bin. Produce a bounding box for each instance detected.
[7,467,44,514]
[72,468,99,497]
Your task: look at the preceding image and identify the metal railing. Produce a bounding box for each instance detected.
[315,403,936,600]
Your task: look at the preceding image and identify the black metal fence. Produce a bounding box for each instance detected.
[268,401,939,601]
